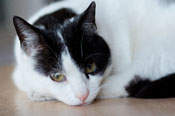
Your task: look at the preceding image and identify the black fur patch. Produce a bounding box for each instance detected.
[33,29,65,76]
[32,8,77,76]
[34,8,77,29]
[125,76,151,97]
[126,74,175,98]
[60,19,110,75]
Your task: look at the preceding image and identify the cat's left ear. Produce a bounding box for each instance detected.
[13,16,42,56]
[79,1,97,31]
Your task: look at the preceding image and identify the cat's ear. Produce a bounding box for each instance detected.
[13,16,42,56]
[79,1,97,31]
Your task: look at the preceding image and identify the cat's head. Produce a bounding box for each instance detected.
[13,2,111,105]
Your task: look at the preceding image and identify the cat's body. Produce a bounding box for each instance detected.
[13,0,175,105]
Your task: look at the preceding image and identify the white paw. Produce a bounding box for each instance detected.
[97,89,115,99]
[97,84,128,99]
[28,92,55,101]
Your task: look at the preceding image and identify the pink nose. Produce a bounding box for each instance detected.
[77,90,89,101]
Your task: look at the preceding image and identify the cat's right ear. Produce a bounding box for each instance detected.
[13,16,41,56]
[79,1,97,32]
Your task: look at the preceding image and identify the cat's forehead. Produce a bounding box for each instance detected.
[33,8,77,30]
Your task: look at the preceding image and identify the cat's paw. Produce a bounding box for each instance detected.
[97,88,115,99]
[28,92,55,101]
[97,83,128,99]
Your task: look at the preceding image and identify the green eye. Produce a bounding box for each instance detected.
[86,62,96,73]
[50,74,66,82]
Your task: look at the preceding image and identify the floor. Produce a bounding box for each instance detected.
[0,65,175,116]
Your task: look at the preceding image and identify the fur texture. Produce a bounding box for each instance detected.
[13,0,175,105]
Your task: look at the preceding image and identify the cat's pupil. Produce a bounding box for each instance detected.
[56,74,59,78]
[87,64,92,69]
[87,64,93,71]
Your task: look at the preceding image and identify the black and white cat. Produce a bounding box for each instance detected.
[13,0,175,106]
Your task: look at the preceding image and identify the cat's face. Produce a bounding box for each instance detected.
[13,2,111,105]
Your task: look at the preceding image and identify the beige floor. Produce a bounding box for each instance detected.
[0,65,175,116]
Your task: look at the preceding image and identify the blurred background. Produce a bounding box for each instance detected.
[0,0,58,66]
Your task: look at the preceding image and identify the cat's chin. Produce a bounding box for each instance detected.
[63,102,85,106]
[65,101,93,106]
[61,99,94,106]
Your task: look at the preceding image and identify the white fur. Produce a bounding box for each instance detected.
[57,31,64,43]
[13,0,175,105]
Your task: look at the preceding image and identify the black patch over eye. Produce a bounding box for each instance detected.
[84,53,110,75]
[31,8,77,76]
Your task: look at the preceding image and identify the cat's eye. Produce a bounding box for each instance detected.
[86,62,96,73]
[50,74,66,82]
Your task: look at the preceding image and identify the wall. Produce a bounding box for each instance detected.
[0,0,47,66]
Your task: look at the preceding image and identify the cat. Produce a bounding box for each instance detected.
[12,0,175,106]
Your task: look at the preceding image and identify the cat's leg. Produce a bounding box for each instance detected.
[98,72,175,99]
[28,91,56,101]
[13,67,56,101]
[97,71,134,99]
[134,73,175,98]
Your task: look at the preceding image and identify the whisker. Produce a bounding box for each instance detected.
[80,31,85,58]
[88,83,108,100]
[89,86,102,99]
